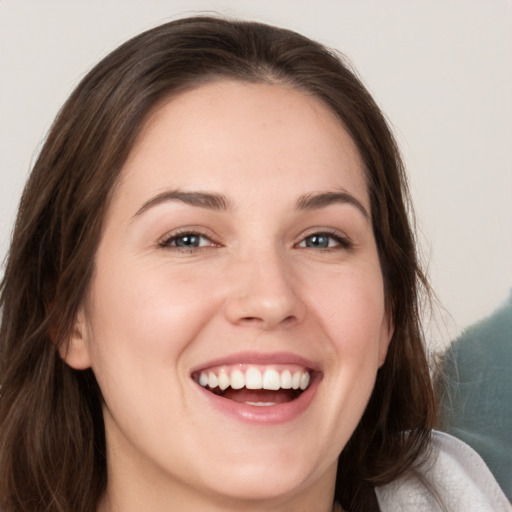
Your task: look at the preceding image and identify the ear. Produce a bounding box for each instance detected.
[378,316,394,368]
[58,309,92,370]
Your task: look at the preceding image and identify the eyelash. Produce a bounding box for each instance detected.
[159,229,352,252]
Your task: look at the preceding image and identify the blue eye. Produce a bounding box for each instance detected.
[160,232,213,249]
[298,233,350,249]
[174,234,201,247]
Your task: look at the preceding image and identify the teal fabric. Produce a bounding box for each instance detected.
[438,292,512,501]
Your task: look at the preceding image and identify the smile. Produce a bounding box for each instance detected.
[190,354,321,424]
[193,365,311,406]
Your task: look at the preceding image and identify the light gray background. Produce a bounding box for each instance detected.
[1,0,511,349]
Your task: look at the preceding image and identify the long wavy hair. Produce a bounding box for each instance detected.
[0,16,436,512]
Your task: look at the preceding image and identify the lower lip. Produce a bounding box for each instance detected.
[193,374,321,425]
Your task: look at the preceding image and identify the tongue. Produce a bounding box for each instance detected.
[222,388,298,405]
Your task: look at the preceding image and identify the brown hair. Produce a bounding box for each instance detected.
[0,16,436,512]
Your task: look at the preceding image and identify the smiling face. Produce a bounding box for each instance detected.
[64,80,392,511]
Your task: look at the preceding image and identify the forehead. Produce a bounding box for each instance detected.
[116,80,369,212]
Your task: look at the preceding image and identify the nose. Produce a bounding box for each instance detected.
[224,250,306,330]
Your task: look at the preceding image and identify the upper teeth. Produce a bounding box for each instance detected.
[197,367,311,391]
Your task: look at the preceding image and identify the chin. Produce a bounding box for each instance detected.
[207,471,308,503]
[194,447,328,504]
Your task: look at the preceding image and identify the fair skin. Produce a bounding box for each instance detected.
[64,80,392,512]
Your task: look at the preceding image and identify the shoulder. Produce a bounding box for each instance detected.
[375,430,512,512]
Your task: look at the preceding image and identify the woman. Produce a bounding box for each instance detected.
[0,16,508,512]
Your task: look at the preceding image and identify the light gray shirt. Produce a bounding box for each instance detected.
[376,431,511,511]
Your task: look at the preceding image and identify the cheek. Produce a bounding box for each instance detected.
[306,267,386,343]
[296,266,388,459]
[83,260,226,369]
[299,264,389,384]
[81,262,227,431]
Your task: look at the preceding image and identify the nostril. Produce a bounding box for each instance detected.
[274,315,299,327]
[240,316,263,324]
[239,315,297,326]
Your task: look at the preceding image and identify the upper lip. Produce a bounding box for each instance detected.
[190,351,321,374]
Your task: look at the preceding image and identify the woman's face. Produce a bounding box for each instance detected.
[66,80,392,510]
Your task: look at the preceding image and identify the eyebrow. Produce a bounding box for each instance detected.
[133,188,369,220]
[295,190,370,219]
[134,190,232,217]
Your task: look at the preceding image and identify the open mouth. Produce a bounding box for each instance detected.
[192,365,312,406]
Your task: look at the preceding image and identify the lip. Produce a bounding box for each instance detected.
[190,351,322,425]
[190,351,321,374]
